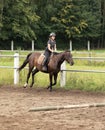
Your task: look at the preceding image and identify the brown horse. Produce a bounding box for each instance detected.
[18,50,74,91]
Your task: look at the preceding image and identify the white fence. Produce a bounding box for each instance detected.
[10,40,35,51]
[0,53,20,84]
[0,53,105,86]
[60,57,105,87]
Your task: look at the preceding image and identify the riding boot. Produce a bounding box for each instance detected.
[42,57,47,71]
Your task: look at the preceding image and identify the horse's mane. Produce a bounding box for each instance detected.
[53,52,59,55]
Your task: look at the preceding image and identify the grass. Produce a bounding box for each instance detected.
[66,70,105,92]
[0,68,14,85]
[65,57,105,92]
[0,50,105,92]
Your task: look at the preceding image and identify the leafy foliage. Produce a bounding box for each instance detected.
[0,0,40,41]
[51,0,88,39]
[0,0,104,49]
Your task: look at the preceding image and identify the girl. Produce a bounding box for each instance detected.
[42,32,57,71]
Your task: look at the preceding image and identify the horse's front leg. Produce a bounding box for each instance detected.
[51,73,58,86]
[47,74,53,91]
[30,68,39,88]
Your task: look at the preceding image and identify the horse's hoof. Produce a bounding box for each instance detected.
[47,86,50,89]
[30,85,33,88]
[49,89,52,92]
[23,83,28,88]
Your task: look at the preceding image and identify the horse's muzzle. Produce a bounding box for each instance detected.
[70,61,74,66]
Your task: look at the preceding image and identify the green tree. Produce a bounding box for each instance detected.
[0,0,104,49]
[0,0,40,41]
[51,0,87,40]
[33,0,58,48]
[79,0,102,48]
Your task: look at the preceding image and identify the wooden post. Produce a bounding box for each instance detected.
[29,103,105,112]
[70,40,72,51]
[87,40,91,63]
[11,40,14,51]
[14,53,19,84]
[32,40,34,51]
[87,40,90,51]
[60,61,66,87]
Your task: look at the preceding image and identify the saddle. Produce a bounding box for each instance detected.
[37,53,45,65]
[38,52,56,66]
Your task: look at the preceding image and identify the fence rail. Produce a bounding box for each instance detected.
[61,69,105,73]
[0,66,14,69]
[0,53,105,86]
[74,57,105,60]
[0,55,26,58]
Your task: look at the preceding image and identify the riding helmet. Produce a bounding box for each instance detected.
[49,32,56,37]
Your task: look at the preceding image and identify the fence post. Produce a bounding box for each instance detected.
[11,40,14,51]
[87,40,90,51]
[14,53,19,84]
[60,61,66,87]
[32,40,34,51]
[70,40,72,51]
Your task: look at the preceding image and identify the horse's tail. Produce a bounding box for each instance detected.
[18,53,32,71]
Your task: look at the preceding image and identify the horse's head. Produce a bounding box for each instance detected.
[64,51,74,66]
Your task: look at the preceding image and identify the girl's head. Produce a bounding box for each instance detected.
[49,32,56,40]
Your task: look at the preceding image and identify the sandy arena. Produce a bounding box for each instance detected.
[0,86,105,130]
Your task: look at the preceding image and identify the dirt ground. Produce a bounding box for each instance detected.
[0,86,105,130]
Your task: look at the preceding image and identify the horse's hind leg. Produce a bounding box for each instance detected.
[30,68,39,88]
[24,67,33,88]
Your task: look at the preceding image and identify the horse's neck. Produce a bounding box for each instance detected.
[56,53,65,67]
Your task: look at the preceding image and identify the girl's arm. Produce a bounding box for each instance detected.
[48,43,53,52]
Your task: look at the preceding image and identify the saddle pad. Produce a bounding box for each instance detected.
[38,53,45,65]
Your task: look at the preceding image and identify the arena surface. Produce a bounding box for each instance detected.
[0,86,105,130]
